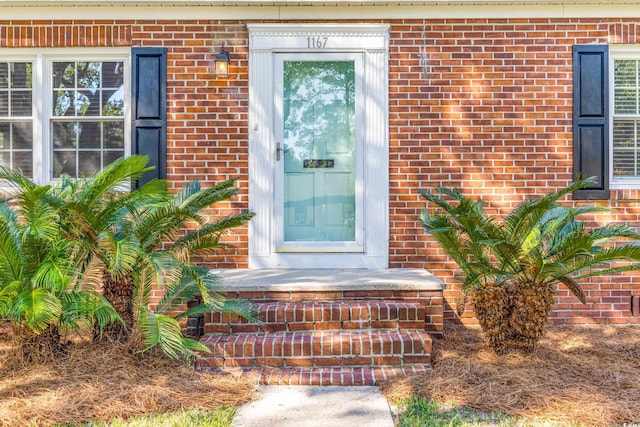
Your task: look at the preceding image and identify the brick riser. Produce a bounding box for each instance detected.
[197,300,434,385]
[204,366,431,386]
[199,329,432,368]
[205,301,427,334]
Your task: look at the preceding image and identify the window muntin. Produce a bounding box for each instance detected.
[0,50,129,183]
[0,62,33,177]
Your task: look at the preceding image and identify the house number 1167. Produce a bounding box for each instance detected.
[307,36,328,48]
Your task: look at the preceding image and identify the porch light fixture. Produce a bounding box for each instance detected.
[214,44,231,78]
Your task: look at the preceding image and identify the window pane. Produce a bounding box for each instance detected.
[0,91,7,116]
[0,151,10,169]
[615,88,638,114]
[77,62,101,90]
[53,62,75,89]
[0,122,32,176]
[78,122,101,148]
[11,90,31,116]
[52,121,79,149]
[13,151,32,177]
[78,151,101,176]
[76,90,101,116]
[0,63,7,89]
[102,88,124,116]
[13,121,32,150]
[613,149,638,176]
[53,151,76,177]
[613,119,639,177]
[53,89,74,116]
[11,63,31,89]
[615,60,636,87]
[104,150,124,166]
[102,62,123,88]
[104,121,124,148]
[0,123,9,150]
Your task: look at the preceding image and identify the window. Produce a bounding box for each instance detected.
[0,49,129,183]
[0,62,33,177]
[612,57,640,183]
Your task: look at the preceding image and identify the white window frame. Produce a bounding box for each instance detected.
[609,45,640,189]
[0,48,131,184]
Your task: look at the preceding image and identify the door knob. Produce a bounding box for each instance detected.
[276,143,287,161]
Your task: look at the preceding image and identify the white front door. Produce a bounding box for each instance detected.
[274,53,364,253]
[247,24,389,269]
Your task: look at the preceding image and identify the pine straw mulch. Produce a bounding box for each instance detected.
[0,323,257,427]
[380,324,640,427]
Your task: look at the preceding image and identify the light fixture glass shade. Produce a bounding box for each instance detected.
[214,49,230,78]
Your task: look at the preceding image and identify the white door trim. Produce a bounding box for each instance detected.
[248,23,389,269]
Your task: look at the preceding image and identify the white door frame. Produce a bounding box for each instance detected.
[247,23,389,269]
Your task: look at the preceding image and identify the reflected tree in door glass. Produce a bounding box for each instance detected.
[282,61,357,242]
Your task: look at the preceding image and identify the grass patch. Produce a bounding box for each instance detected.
[77,407,236,427]
[382,324,640,427]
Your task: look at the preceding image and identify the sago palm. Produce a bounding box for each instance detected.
[53,155,255,361]
[420,177,640,354]
[0,168,118,361]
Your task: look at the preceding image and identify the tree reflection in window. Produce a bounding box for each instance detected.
[52,61,124,178]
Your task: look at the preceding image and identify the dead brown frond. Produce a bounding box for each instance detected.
[381,324,640,427]
[0,323,256,427]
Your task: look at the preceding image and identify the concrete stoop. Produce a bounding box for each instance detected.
[196,269,443,386]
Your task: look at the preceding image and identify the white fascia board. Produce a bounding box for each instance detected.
[0,1,637,20]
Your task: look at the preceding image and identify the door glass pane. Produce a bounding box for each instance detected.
[283,61,356,242]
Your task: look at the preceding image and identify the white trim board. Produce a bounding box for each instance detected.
[0,4,640,20]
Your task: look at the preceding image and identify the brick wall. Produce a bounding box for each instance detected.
[2,18,640,325]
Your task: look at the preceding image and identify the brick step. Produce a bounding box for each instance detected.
[200,365,431,386]
[197,329,432,369]
[204,300,426,334]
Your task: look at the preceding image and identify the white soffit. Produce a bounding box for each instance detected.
[0,0,637,19]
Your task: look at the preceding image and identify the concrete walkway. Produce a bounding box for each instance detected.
[232,385,395,427]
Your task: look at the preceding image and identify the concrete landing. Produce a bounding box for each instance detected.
[213,268,443,292]
[232,385,394,427]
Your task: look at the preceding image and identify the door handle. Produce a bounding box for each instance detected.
[276,143,287,161]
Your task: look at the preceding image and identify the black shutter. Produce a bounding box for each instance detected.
[572,44,609,200]
[131,47,167,187]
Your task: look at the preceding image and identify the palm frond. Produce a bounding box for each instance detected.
[0,217,23,281]
[169,212,255,253]
[140,310,202,360]
[14,287,63,333]
[76,155,152,207]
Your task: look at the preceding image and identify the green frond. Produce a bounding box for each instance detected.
[0,217,23,281]
[177,179,238,213]
[95,231,139,278]
[76,155,153,206]
[589,223,640,242]
[170,212,255,253]
[0,165,38,192]
[13,287,62,333]
[0,280,20,316]
[140,310,196,360]
[31,257,72,291]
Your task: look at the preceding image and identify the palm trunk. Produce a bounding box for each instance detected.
[96,270,134,343]
[14,324,62,362]
[474,281,556,354]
